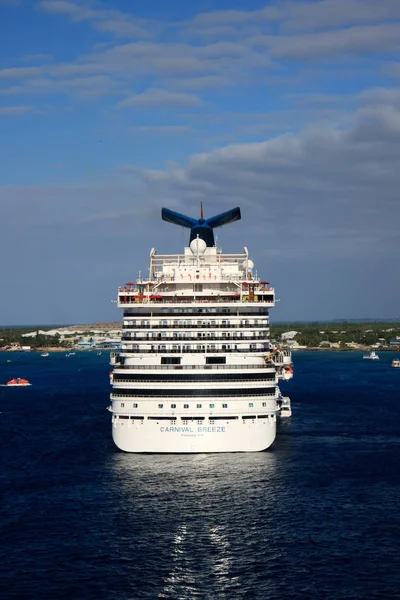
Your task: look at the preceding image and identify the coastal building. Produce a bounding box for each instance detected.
[281,331,299,340]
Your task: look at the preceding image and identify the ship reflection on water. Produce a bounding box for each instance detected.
[105,451,282,599]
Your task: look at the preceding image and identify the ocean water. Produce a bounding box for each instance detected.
[1,351,399,600]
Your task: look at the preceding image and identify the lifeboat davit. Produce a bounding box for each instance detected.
[7,378,31,387]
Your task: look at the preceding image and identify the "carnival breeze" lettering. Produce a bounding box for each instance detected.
[160,426,226,433]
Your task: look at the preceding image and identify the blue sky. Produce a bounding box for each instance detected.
[1,0,400,325]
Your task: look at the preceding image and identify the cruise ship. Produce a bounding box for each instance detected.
[108,206,293,453]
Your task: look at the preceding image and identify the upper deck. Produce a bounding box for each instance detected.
[118,246,274,307]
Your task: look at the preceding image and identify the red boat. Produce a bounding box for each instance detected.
[6,378,31,387]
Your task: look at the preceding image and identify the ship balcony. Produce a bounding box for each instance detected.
[112,362,276,372]
[110,390,277,400]
[120,281,274,291]
[122,323,269,330]
[111,379,276,389]
[118,296,274,307]
[121,334,269,343]
[119,346,269,354]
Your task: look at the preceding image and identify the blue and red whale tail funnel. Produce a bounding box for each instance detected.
[161,205,241,247]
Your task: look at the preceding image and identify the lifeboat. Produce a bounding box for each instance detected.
[7,378,31,387]
[282,366,294,381]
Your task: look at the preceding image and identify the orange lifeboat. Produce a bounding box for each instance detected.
[7,378,31,386]
[282,366,294,381]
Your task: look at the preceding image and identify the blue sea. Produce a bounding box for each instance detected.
[1,351,399,600]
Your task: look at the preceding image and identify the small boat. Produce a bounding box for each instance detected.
[97,351,102,355]
[363,351,379,360]
[392,359,400,368]
[40,352,49,357]
[6,378,31,387]
[278,396,292,417]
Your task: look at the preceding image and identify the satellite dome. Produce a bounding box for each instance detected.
[247,260,254,271]
[190,237,207,255]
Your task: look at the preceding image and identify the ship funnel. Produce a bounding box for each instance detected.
[161,206,241,247]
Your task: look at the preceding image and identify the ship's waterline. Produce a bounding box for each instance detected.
[109,206,293,453]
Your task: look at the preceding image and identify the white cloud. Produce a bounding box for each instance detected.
[117,88,202,109]
[166,75,231,91]
[0,105,34,114]
[39,0,152,38]
[254,23,400,60]
[132,125,195,134]
[117,104,400,260]
[282,0,400,32]
[191,5,281,26]
[0,67,44,79]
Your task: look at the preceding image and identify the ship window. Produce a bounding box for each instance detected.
[206,357,226,364]
[249,403,254,407]
[161,357,181,364]
[158,404,164,409]
[171,403,176,408]
[209,403,215,408]
[121,403,125,407]
[133,403,138,408]
[196,404,202,408]
[222,403,228,408]
[262,402,267,407]
[184,404,189,409]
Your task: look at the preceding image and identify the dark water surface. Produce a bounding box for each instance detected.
[1,351,399,600]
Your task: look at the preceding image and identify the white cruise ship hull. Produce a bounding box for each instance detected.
[112,417,276,453]
[109,205,294,454]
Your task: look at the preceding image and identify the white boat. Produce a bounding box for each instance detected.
[40,352,49,357]
[277,395,292,417]
[363,351,379,360]
[108,206,293,453]
[392,359,400,368]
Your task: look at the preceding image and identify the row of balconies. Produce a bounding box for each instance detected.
[112,379,276,388]
[111,392,277,399]
[122,323,269,329]
[119,346,269,354]
[121,335,268,343]
[118,296,274,305]
[122,308,270,317]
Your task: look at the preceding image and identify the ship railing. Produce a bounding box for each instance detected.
[119,287,274,294]
[117,297,274,305]
[122,335,269,342]
[112,377,276,384]
[110,392,277,398]
[122,324,269,330]
[119,347,269,354]
[112,362,276,370]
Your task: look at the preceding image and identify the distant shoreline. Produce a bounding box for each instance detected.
[1,347,398,354]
